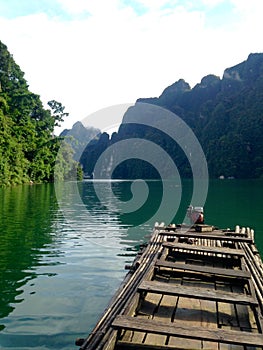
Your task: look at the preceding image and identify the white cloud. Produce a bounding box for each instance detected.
[231,0,263,13]
[199,0,226,8]
[57,0,123,16]
[0,0,263,132]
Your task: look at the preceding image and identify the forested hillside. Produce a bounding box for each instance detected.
[3,40,262,184]
[60,121,100,162]
[80,53,263,179]
[0,40,79,185]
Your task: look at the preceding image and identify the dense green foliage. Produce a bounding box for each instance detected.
[0,40,81,185]
[80,53,263,179]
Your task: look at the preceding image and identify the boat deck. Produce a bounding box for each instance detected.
[76,224,263,350]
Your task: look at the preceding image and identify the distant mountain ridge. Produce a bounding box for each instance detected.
[77,53,263,179]
[60,121,100,161]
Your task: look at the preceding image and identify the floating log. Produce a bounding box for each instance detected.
[76,223,263,350]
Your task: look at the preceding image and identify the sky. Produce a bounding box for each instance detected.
[0,0,263,133]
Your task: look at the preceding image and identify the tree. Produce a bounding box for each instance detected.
[47,100,69,128]
[0,40,77,185]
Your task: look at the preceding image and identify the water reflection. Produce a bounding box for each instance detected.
[79,179,187,230]
[0,180,262,349]
[0,185,60,325]
[0,182,147,349]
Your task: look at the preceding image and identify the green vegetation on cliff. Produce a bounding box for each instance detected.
[0,40,80,185]
[2,40,263,183]
[80,53,263,179]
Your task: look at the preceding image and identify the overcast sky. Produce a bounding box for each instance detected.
[0,0,263,132]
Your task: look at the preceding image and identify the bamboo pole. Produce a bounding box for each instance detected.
[80,227,164,350]
[239,243,263,312]
[241,227,246,234]
[251,229,255,243]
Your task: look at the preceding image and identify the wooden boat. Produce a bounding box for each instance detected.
[76,221,263,350]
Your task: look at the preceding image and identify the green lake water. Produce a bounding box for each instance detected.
[0,179,263,349]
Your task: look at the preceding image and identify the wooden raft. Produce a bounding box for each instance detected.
[76,224,263,350]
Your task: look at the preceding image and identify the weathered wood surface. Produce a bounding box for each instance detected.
[155,260,251,279]
[163,242,245,256]
[77,228,163,350]
[159,231,253,243]
[112,315,263,346]
[138,280,258,305]
[77,224,263,350]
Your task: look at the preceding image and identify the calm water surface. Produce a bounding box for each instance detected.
[0,180,262,349]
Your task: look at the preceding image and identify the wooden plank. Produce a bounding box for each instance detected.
[176,279,218,349]
[159,231,252,243]
[112,316,263,346]
[138,293,164,345]
[216,282,239,330]
[115,341,194,349]
[143,293,175,347]
[232,284,257,331]
[216,281,240,350]
[199,298,218,349]
[138,280,258,306]
[163,242,245,256]
[169,278,203,349]
[171,284,203,348]
[133,293,162,344]
[155,260,251,279]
